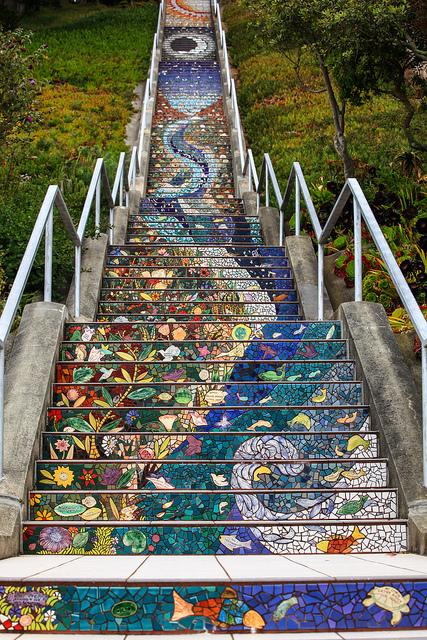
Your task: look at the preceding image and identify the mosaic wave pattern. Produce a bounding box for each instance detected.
[5,0,420,635]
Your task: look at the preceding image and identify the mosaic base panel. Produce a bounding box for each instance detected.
[0,581,425,632]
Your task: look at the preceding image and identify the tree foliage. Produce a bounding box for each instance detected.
[244,0,426,177]
[0,28,42,146]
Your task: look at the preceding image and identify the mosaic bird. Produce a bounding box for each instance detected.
[171,587,265,629]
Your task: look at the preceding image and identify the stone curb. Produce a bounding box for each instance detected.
[0,302,67,558]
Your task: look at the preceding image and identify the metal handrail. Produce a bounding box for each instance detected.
[212,0,246,172]
[136,0,164,172]
[0,186,80,477]
[258,153,283,212]
[243,149,259,192]
[251,150,427,486]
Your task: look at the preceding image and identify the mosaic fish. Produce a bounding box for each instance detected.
[316,526,366,553]
[219,535,252,551]
[337,495,372,515]
[272,596,299,621]
[171,587,265,629]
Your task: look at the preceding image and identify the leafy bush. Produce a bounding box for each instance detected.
[0,3,157,301]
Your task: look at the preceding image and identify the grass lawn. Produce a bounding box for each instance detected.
[0,1,157,299]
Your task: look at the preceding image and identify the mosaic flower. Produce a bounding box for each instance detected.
[79,468,97,487]
[39,527,72,552]
[101,466,122,486]
[35,508,53,521]
[125,410,140,425]
[53,466,74,488]
[54,439,70,453]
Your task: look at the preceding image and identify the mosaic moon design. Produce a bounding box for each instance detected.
[164,30,216,60]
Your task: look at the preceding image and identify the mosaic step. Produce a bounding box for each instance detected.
[0,570,425,633]
[102,273,294,285]
[22,519,407,555]
[126,236,264,245]
[55,359,356,384]
[126,224,260,234]
[35,458,387,491]
[46,405,371,433]
[105,256,289,266]
[101,280,294,292]
[100,288,297,300]
[96,313,304,322]
[29,487,397,522]
[63,321,341,341]
[41,431,378,461]
[52,380,363,409]
[108,244,287,257]
[59,339,348,362]
[97,301,301,316]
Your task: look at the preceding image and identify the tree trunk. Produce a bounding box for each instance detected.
[392,82,427,152]
[318,57,355,179]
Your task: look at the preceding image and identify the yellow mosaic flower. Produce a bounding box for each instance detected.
[35,508,53,521]
[53,465,74,488]
[30,493,41,507]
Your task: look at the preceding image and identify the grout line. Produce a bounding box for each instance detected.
[24,555,81,582]
[215,555,232,581]
[126,555,151,583]
[349,553,427,577]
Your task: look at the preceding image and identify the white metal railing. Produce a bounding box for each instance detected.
[0,187,80,478]
[0,0,166,479]
[212,0,246,172]
[136,0,165,171]
[241,149,427,485]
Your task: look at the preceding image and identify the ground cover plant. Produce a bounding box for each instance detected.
[0,1,157,304]
[223,0,427,343]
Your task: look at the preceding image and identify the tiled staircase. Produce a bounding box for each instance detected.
[1,0,426,635]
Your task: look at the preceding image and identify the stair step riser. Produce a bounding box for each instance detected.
[41,431,377,461]
[101,289,296,301]
[47,406,370,434]
[102,275,295,286]
[96,314,304,322]
[63,321,341,342]
[53,381,362,409]
[35,459,386,492]
[29,487,396,522]
[22,520,406,554]
[56,360,355,384]
[59,340,348,362]
[97,303,301,316]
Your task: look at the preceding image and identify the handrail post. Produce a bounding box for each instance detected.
[95,175,101,233]
[265,161,269,208]
[44,203,53,302]
[354,198,363,301]
[74,245,81,317]
[0,345,4,480]
[295,174,301,236]
[318,244,324,321]
[422,343,427,486]
[119,169,124,208]
[109,207,114,245]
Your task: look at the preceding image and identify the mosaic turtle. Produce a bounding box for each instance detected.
[362,586,411,626]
